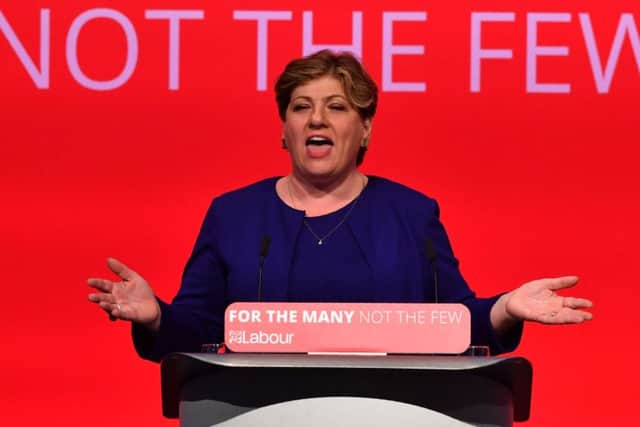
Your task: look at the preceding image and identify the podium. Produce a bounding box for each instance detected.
[161,353,532,427]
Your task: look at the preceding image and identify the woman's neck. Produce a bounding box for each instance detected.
[281,171,367,217]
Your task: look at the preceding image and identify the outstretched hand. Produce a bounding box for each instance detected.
[504,276,593,324]
[87,258,161,331]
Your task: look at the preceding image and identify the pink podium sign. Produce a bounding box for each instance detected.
[224,303,471,354]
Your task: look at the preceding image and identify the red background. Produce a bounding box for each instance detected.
[1,1,638,425]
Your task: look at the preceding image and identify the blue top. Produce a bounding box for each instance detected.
[289,198,374,302]
[133,176,522,361]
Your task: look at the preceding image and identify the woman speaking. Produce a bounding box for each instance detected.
[87,50,592,361]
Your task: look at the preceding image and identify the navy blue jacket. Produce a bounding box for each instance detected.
[133,177,522,361]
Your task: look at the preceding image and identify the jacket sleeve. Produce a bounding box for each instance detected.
[131,199,228,362]
[426,199,523,355]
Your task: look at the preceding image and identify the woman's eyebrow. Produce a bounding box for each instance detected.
[291,94,347,102]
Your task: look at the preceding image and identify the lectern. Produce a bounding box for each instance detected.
[161,353,532,427]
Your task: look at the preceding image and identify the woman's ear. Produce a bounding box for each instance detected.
[362,119,373,146]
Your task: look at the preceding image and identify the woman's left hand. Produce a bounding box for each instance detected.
[502,276,593,324]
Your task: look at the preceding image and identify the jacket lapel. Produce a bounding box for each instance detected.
[262,188,304,301]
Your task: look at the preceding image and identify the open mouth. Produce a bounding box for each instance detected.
[306,136,334,146]
[305,136,333,159]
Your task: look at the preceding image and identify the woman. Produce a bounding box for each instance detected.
[87,51,593,361]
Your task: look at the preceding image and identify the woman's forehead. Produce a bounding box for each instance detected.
[291,76,345,100]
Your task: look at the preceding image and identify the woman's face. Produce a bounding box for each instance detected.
[282,76,371,182]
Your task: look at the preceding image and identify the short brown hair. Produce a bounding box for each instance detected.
[275,50,378,165]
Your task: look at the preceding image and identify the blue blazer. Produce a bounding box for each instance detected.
[133,177,522,360]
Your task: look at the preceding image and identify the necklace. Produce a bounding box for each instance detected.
[287,175,366,246]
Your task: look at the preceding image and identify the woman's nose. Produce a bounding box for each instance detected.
[309,107,327,128]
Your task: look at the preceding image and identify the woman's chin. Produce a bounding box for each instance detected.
[297,163,340,180]
[298,164,361,184]
[302,166,335,179]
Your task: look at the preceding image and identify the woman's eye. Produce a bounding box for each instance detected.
[292,104,309,111]
[329,104,346,111]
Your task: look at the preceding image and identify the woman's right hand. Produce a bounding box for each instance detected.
[87,258,161,331]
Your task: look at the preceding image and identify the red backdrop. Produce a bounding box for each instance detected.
[1,1,638,425]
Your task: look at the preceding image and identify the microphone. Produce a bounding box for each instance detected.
[257,235,271,301]
[425,238,439,303]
